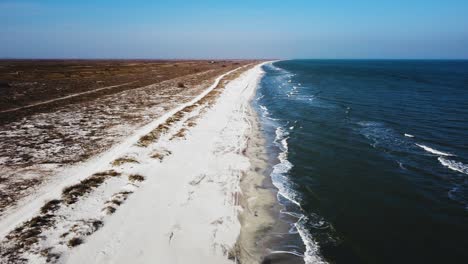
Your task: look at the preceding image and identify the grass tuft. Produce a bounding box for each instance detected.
[112,157,139,166]
[62,170,121,204]
[67,237,83,247]
[40,199,62,214]
[128,174,145,182]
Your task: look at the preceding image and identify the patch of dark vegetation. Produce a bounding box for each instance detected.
[112,157,139,166]
[228,243,241,261]
[1,213,57,262]
[91,219,104,231]
[128,174,145,182]
[169,128,187,140]
[67,237,83,248]
[40,247,61,263]
[40,199,62,214]
[62,170,121,204]
[150,149,172,161]
[92,170,121,177]
[102,206,116,215]
[0,178,42,215]
[69,219,103,237]
[137,102,206,147]
[101,190,134,217]
[187,121,197,127]
[137,123,170,147]
[109,199,122,206]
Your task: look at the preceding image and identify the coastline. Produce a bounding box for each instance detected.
[0,61,300,264]
[236,101,305,264]
[237,62,310,264]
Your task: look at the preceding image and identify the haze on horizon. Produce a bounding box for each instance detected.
[1,0,468,59]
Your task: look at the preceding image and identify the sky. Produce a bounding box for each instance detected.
[1,0,468,59]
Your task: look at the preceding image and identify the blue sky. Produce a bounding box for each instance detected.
[1,0,467,59]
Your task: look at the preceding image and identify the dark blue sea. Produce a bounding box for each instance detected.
[255,60,468,263]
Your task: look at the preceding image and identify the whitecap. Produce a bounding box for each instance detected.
[270,127,302,206]
[404,133,414,138]
[438,157,468,175]
[416,144,454,156]
[295,216,327,264]
[259,105,270,116]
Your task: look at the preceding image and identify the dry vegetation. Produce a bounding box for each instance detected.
[61,170,121,204]
[0,59,258,215]
[136,63,256,147]
[0,60,249,116]
[112,157,139,166]
[0,169,137,263]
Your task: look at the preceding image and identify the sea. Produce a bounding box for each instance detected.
[254,60,468,264]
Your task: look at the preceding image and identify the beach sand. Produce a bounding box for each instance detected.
[0,62,282,264]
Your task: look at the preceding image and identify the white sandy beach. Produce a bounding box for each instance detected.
[0,63,270,263]
[66,65,264,263]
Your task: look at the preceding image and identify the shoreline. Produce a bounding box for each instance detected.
[237,62,308,264]
[236,101,303,263]
[0,61,303,264]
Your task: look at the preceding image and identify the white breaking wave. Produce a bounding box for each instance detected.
[404,133,414,138]
[270,126,326,263]
[271,127,300,206]
[415,144,454,156]
[296,216,328,264]
[259,105,269,116]
[438,157,468,175]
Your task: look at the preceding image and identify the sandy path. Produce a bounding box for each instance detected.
[0,82,137,114]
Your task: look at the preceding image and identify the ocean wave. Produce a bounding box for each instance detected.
[358,121,417,154]
[271,127,301,206]
[404,133,414,138]
[296,216,327,264]
[259,69,327,263]
[416,144,454,157]
[438,157,468,175]
[270,126,327,263]
[269,250,305,258]
[259,105,269,116]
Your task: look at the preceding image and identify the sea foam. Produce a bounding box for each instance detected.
[438,157,468,175]
[270,126,326,263]
[296,216,328,264]
[416,144,454,156]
